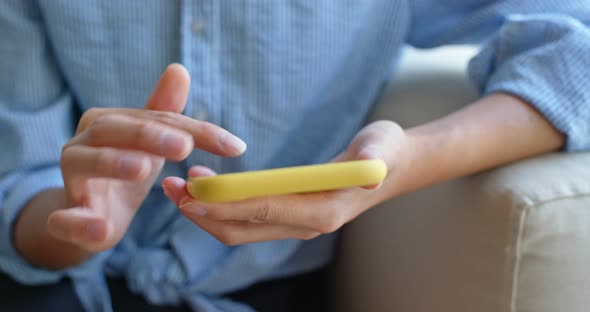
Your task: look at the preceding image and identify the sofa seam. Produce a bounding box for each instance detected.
[509,201,529,312]
[508,192,590,312]
[520,191,590,209]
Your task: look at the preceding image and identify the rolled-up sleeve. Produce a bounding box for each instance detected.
[0,167,66,284]
[0,0,101,284]
[407,0,590,151]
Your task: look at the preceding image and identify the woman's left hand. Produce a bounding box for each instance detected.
[162,120,409,245]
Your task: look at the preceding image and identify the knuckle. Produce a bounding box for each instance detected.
[84,121,101,144]
[315,208,344,234]
[200,121,218,131]
[94,148,116,175]
[134,120,161,143]
[151,111,178,124]
[252,198,272,223]
[78,108,104,131]
[84,114,115,143]
[307,195,344,234]
[60,143,74,161]
[84,126,101,144]
[60,143,78,173]
[196,121,221,137]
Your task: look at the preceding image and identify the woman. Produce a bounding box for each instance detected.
[1,1,589,311]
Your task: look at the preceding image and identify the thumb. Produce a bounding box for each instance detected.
[355,142,386,191]
[145,63,191,113]
[337,121,402,189]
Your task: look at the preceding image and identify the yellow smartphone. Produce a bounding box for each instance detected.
[186,159,387,203]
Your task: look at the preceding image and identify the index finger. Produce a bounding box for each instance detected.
[78,108,246,157]
[177,191,349,234]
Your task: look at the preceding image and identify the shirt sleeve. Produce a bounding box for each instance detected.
[407,0,590,151]
[0,0,103,285]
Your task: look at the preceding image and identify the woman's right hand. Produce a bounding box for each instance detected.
[44,64,246,252]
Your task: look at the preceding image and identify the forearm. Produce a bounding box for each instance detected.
[13,188,93,270]
[380,93,565,200]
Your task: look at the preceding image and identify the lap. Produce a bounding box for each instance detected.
[0,273,85,312]
[0,267,330,312]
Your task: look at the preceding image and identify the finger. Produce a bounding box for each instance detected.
[162,166,215,205]
[180,212,320,245]
[145,63,190,113]
[188,165,216,178]
[162,177,188,206]
[61,145,151,180]
[47,208,114,251]
[178,191,349,234]
[329,152,346,163]
[73,114,193,161]
[77,109,246,157]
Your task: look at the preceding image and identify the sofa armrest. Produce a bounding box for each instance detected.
[331,46,590,312]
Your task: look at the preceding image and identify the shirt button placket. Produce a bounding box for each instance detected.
[190,3,212,124]
[188,1,221,171]
[191,19,206,34]
[192,104,208,121]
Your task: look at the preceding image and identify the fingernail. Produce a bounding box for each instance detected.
[363,182,383,190]
[221,133,247,155]
[180,202,207,216]
[162,184,172,198]
[161,132,188,155]
[85,222,104,242]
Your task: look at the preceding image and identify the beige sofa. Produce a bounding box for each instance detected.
[331,46,590,312]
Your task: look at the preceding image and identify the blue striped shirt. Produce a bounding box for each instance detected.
[1,1,589,311]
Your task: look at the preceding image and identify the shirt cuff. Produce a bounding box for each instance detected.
[0,166,65,284]
[467,14,590,152]
[0,166,109,285]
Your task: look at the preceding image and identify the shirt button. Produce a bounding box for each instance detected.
[191,20,206,33]
[192,106,208,121]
